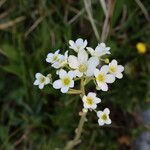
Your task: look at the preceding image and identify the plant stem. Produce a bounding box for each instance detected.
[64,78,87,150]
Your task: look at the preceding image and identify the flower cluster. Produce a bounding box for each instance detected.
[34,38,124,126]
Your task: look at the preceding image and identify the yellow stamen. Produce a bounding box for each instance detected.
[78,64,87,72]
[86,97,93,105]
[101,114,108,121]
[97,73,105,83]
[39,76,45,83]
[109,66,117,73]
[62,77,71,86]
[53,55,58,61]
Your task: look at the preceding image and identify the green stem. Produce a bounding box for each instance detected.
[64,78,87,150]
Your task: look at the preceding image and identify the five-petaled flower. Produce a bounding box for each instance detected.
[68,49,99,77]
[52,51,68,69]
[87,43,110,57]
[69,38,87,52]
[82,92,101,110]
[34,73,51,89]
[108,59,124,79]
[97,108,111,126]
[46,50,61,64]
[94,66,115,91]
[53,69,75,93]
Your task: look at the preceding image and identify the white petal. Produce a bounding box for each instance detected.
[46,57,52,63]
[35,73,42,79]
[88,92,96,98]
[53,80,62,89]
[96,86,101,90]
[68,71,76,78]
[99,43,106,47]
[45,77,50,84]
[69,46,76,51]
[118,65,124,72]
[86,47,95,55]
[95,44,101,52]
[97,111,103,117]
[110,59,117,66]
[55,50,60,54]
[101,83,108,91]
[106,47,110,51]
[64,51,68,58]
[61,86,69,93]
[105,119,111,124]
[52,62,60,69]
[104,108,110,114]
[82,40,87,48]
[95,98,101,103]
[82,95,87,102]
[106,74,115,83]
[34,80,39,85]
[86,57,99,76]
[46,53,53,63]
[86,67,95,76]
[70,80,74,88]
[83,103,88,109]
[98,119,104,126]
[69,40,74,46]
[47,53,53,57]
[116,73,123,79]
[68,55,79,69]
[91,104,97,109]
[88,57,99,67]
[39,83,44,89]
[94,69,100,77]
[100,65,109,74]
[59,69,67,78]
[76,38,83,45]
[75,70,83,77]
[78,49,88,63]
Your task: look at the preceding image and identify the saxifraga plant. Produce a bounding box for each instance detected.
[34,38,124,150]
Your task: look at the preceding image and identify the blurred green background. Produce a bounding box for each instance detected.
[0,0,150,150]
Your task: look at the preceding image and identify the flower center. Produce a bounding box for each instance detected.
[101,114,108,121]
[109,66,117,73]
[78,64,87,72]
[77,45,81,49]
[59,58,66,66]
[62,77,71,86]
[39,76,45,83]
[86,97,93,105]
[97,73,105,83]
[53,55,58,62]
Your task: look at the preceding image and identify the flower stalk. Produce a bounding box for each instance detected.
[65,78,87,150]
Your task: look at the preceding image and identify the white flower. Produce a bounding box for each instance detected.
[52,51,68,69]
[94,66,115,91]
[97,108,111,126]
[53,69,75,93]
[34,73,50,89]
[69,38,87,52]
[82,92,101,110]
[68,49,99,77]
[87,43,110,57]
[46,50,61,64]
[108,59,124,79]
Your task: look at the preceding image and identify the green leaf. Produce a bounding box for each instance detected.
[0,44,19,62]
[1,64,22,78]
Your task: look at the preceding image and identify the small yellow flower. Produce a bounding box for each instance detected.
[136,42,147,54]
